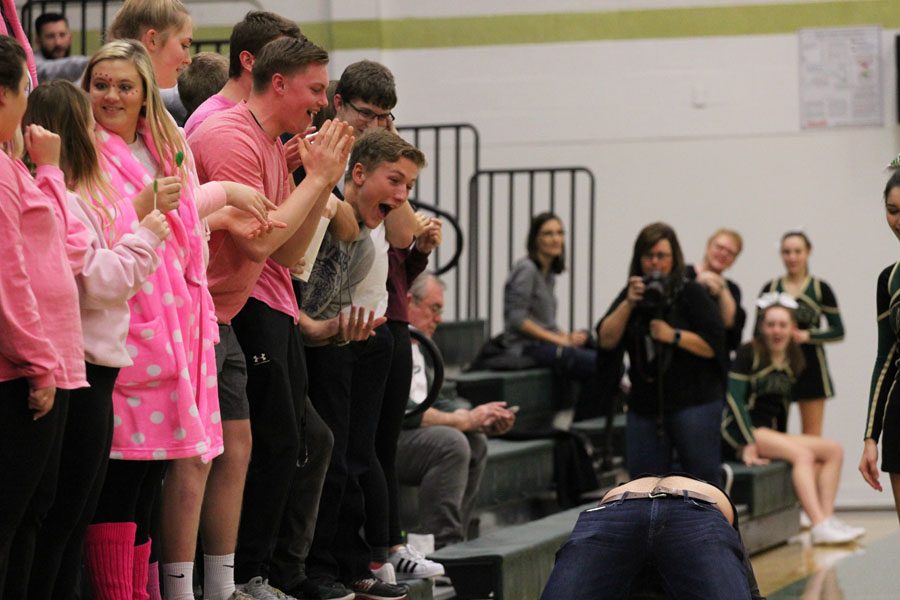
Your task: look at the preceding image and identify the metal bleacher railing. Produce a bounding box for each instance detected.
[20,0,254,53]
[467,166,598,336]
[397,124,599,336]
[20,0,599,333]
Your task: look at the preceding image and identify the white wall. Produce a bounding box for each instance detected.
[323,30,899,507]
[197,0,900,506]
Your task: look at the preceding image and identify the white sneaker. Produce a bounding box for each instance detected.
[810,520,858,545]
[799,510,811,529]
[827,516,865,540]
[372,561,397,584]
[388,545,445,581]
[237,577,298,600]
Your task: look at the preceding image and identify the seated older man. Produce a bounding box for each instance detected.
[397,274,516,559]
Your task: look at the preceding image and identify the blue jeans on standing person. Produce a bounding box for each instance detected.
[625,400,723,486]
[540,495,752,600]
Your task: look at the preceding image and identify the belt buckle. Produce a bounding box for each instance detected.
[647,486,671,499]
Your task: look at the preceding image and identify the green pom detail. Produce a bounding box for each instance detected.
[175,151,184,167]
[889,153,900,169]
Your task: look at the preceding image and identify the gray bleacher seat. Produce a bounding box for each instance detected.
[429,502,595,600]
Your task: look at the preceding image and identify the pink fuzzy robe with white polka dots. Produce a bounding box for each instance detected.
[96,121,223,463]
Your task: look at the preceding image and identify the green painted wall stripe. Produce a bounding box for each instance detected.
[297,1,900,50]
[72,1,900,54]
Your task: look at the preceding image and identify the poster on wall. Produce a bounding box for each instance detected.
[798,26,882,129]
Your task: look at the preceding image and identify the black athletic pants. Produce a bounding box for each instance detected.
[232,299,307,582]
[0,379,69,599]
[305,324,393,584]
[28,363,119,600]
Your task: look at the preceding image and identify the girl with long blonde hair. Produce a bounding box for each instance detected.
[22,79,172,600]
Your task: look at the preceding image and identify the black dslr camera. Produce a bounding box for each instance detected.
[639,271,672,314]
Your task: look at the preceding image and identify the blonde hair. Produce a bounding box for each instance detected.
[24,80,119,239]
[107,0,190,43]
[82,39,188,178]
[708,227,743,256]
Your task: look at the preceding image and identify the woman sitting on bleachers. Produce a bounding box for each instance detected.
[723,294,863,545]
[500,212,596,381]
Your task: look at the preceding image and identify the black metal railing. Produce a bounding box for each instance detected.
[467,167,598,335]
[22,0,119,54]
[22,0,235,56]
[397,123,480,321]
[192,38,228,54]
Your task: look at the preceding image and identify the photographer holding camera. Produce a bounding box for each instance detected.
[597,223,727,484]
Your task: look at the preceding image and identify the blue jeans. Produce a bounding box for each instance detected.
[626,400,723,485]
[541,496,752,600]
[523,342,596,380]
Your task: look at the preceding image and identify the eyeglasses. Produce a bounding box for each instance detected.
[346,99,395,123]
[711,242,738,258]
[413,298,443,316]
[641,251,672,261]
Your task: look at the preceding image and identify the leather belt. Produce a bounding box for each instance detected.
[598,486,717,507]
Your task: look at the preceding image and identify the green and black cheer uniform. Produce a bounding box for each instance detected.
[758,277,844,401]
[722,344,796,458]
[864,262,900,472]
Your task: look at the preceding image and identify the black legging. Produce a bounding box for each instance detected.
[93,459,168,545]
[362,320,413,551]
[28,363,118,600]
[0,378,69,599]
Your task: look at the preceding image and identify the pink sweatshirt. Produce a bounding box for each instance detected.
[96,122,222,462]
[66,191,162,368]
[0,154,87,390]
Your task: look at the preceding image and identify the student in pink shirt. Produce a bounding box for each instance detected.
[78,39,273,600]
[22,79,172,600]
[0,36,88,597]
[190,36,363,600]
[105,5,280,599]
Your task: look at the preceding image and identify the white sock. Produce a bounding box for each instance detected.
[162,562,195,600]
[203,553,236,600]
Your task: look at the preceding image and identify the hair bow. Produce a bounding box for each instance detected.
[756,292,798,311]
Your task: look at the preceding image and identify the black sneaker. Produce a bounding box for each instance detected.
[315,581,355,600]
[349,578,407,600]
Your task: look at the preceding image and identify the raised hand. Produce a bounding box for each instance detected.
[24,124,61,167]
[300,119,355,189]
[415,217,443,253]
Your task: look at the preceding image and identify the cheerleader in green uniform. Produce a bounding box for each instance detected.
[860,171,900,519]
[724,296,863,544]
[759,232,844,436]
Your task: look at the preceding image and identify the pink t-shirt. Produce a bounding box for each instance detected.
[184,93,237,139]
[0,157,87,390]
[189,101,298,323]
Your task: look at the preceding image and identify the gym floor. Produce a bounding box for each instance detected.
[755,511,898,599]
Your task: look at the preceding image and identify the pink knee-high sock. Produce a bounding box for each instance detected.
[83,522,138,600]
[147,561,162,600]
[132,540,152,600]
